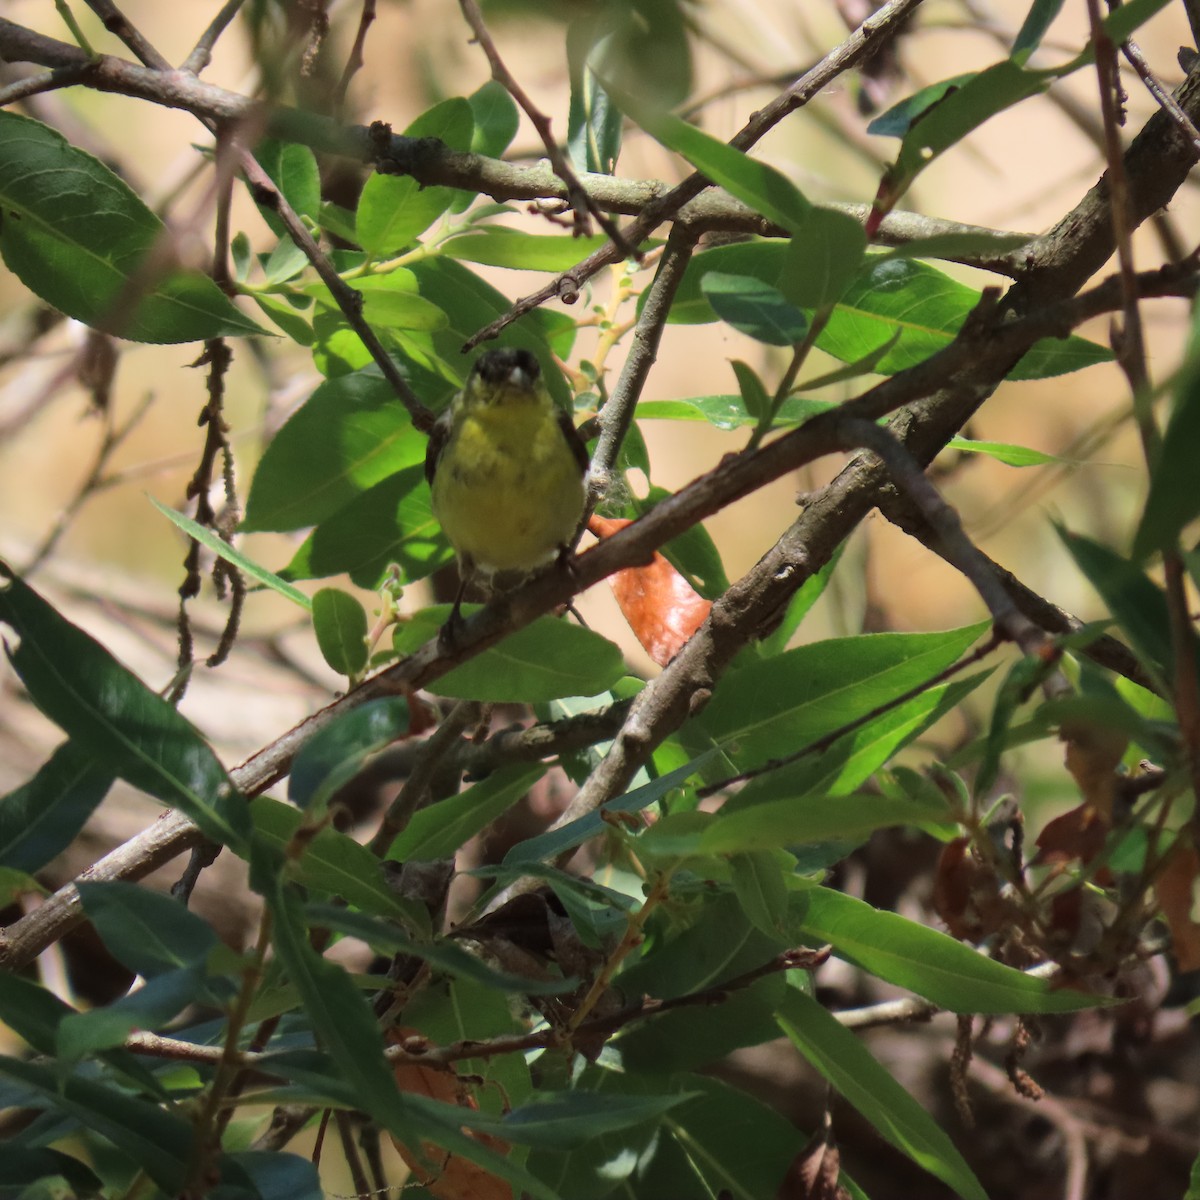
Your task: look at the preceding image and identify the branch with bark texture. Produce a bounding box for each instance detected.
[1,8,1198,972]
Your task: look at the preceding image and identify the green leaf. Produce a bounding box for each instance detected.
[1133,308,1200,559]
[390,763,548,860]
[504,753,713,866]
[703,792,949,856]
[408,257,572,406]
[729,850,790,936]
[260,237,309,285]
[57,966,207,1060]
[1102,0,1175,43]
[349,278,449,333]
[224,1151,323,1200]
[889,61,1051,197]
[819,256,1109,380]
[867,74,977,138]
[0,740,112,872]
[0,1055,194,1193]
[1060,527,1180,687]
[0,110,264,343]
[0,969,76,1053]
[590,0,692,109]
[655,1075,809,1199]
[497,1090,697,1150]
[796,887,1109,1012]
[777,989,988,1200]
[356,99,473,256]
[778,206,867,310]
[700,272,808,345]
[0,1149,101,1194]
[667,244,1109,378]
[877,231,1033,264]
[289,697,411,810]
[250,796,426,927]
[252,290,314,344]
[637,393,832,430]
[621,97,811,232]
[717,672,987,823]
[312,588,369,678]
[394,609,625,702]
[696,623,989,767]
[151,497,312,611]
[469,81,520,158]
[567,32,624,175]
[619,891,789,1003]
[944,436,1066,467]
[442,228,614,272]
[254,139,321,237]
[77,880,218,976]
[1012,0,1065,61]
[282,464,453,589]
[616,974,787,1074]
[730,360,770,423]
[242,369,428,532]
[0,568,249,852]
[260,871,556,1199]
[306,902,573,995]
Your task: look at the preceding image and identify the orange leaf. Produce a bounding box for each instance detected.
[776,1112,850,1200]
[932,836,1009,943]
[387,1028,512,1200]
[1034,803,1110,877]
[589,515,711,666]
[1155,839,1200,972]
[1060,718,1126,822]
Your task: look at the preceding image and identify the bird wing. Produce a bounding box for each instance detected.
[425,410,452,487]
[558,409,590,476]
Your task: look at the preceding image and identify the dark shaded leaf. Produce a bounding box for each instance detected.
[394,609,625,702]
[283,464,452,589]
[795,887,1110,1012]
[0,740,112,873]
[289,697,412,810]
[242,370,428,533]
[777,990,987,1200]
[0,111,262,343]
[390,763,547,860]
[0,569,248,852]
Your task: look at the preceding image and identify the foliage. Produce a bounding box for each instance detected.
[0,2,1198,1199]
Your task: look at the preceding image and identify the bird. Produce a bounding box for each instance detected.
[425,347,589,645]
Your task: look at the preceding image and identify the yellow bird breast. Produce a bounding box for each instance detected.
[432,401,585,577]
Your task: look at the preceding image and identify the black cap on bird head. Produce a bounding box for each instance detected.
[472,347,540,391]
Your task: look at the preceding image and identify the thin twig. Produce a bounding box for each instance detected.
[1121,39,1200,155]
[0,62,93,106]
[366,701,478,857]
[456,0,634,257]
[237,148,434,431]
[335,0,376,106]
[837,417,1050,657]
[79,0,170,70]
[588,224,699,497]
[1085,0,1155,451]
[24,390,155,575]
[698,632,1004,796]
[463,0,928,348]
[7,57,1200,965]
[182,0,246,74]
